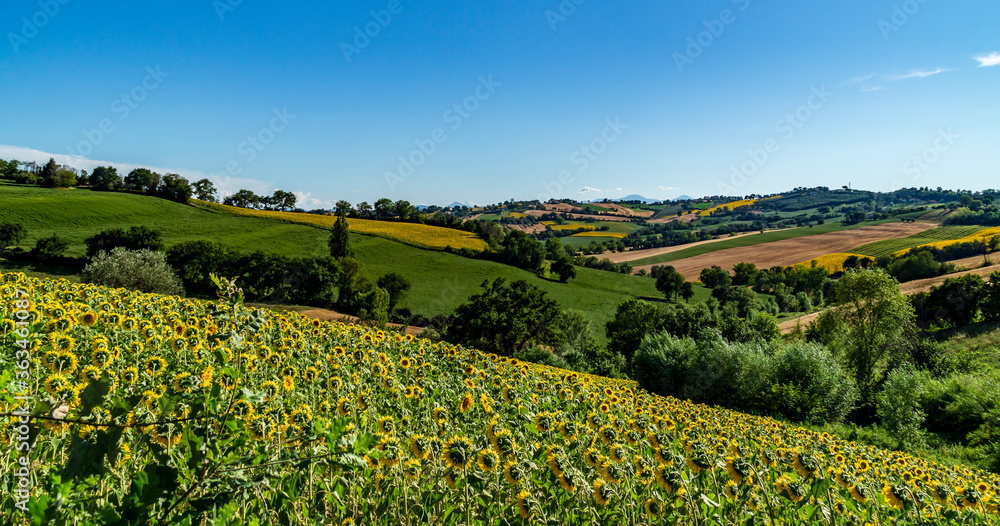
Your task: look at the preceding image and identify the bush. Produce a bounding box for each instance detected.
[30,235,69,263]
[876,364,930,448]
[82,247,184,295]
[770,342,859,425]
[0,222,27,248]
[85,226,165,259]
[921,373,1000,442]
[887,251,942,283]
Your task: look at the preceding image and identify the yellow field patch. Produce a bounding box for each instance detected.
[569,231,628,238]
[791,253,872,273]
[546,224,596,231]
[195,200,489,252]
[893,226,1000,257]
[695,199,758,217]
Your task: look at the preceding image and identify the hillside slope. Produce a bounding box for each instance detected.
[1,272,996,524]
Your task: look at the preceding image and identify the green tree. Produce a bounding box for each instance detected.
[124,168,161,193]
[814,268,917,407]
[374,198,394,219]
[335,200,354,216]
[328,214,353,259]
[887,250,942,283]
[0,222,27,248]
[545,237,565,260]
[39,157,58,186]
[192,178,218,202]
[159,173,193,203]
[605,299,664,362]
[699,265,732,289]
[336,257,371,310]
[89,166,122,190]
[731,262,759,287]
[85,226,165,259]
[394,200,416,220]
[270,190,297,211]
[655,266,686,301]
[550,256,576,283]
[680,281,695,302]
[445,278,561,356]
[376,272,411,313]
[224,189,260,208]
[31,235,69,263]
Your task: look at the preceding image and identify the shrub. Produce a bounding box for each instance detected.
[82,247,184,295]
[0,222,27,248]
[876,364,930,448]
[30,235,69,263]
[85,226,165,259]
[770,342,859,424]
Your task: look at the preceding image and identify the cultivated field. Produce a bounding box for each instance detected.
[633,222,936,280]
[851,226,989,258]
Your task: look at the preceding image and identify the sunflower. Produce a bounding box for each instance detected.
[504,461,525,485]
[644,498,662,517]
[282,375,295,391]
[337,397,352,417]
[399,356,412,369]
[51,334,75,353]
[477,449,500,473]
[80,312,97,327]
[402,459,421,480]
[592,478,613,506]
[145,356,168,376]
[443,436,473,470]
[458,392,474,413]
[515,491,533,519]
[883,484,907,510]
[43,373,69,395]
[377,416,396,435]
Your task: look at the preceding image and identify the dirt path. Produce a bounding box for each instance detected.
[298,308,425,336]
[779,259,1000,334]
[588,202,655,218]
[633,222,936,280]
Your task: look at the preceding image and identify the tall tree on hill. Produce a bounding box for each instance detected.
[89,166,122,190]
[374,198,394,219]
[335,200,354,216]
[40,158,59,186]
[270,190,297,211]
[192,178,218,202]
[328,213,353,259]
[125,168,161,193]
[655,266,686,301]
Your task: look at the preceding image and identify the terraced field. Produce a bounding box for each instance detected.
[850,226,988,258]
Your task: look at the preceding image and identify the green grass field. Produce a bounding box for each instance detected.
[0,183,666,338]
[849,225,988,258]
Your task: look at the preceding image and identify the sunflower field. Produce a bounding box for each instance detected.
[1,270,999,525]
[194,200,490,253]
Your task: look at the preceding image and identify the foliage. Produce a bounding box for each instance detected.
[376,272,411,313]
[605,299,663,362]
[877,364,930,449]
[550,256,576,283]
[328,213,354,259]
[699,265,731,289]
[0,222,27,248]
[814,269,917,407]
[84,226,165,259]
[445,278,561,356]
[654,266,685,301]
[887,250,945,283]
[81,247,185,295]
[30,234,69,263]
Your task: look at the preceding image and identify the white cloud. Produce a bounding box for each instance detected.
[889,68,951,81]
[860,86,884,93]
[974,52,1000,67]
[846,73,878,85]
[577,186,601,195]
[657,185,682,191]
[0,143,276,197]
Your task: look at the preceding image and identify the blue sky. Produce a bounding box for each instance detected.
[1,1,998,207]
